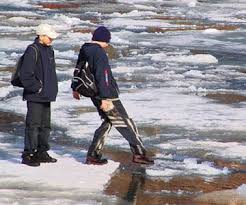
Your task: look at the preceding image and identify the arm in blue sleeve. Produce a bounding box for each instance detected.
[75,47,86,69]
[20,46,42,93]
[94,49,112,99]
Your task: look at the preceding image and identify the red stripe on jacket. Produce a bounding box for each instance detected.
[104,69,109,86]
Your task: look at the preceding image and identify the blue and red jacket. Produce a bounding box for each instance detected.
[73,43,119,99]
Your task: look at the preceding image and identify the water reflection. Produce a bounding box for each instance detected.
[123,167,146,204]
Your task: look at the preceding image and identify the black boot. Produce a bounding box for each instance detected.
[35,151,57,163]
[22,153,40,167]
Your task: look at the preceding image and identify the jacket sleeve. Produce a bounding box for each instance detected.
[75,47,86,70]
[94,49,113,99]
[20,46,42,93]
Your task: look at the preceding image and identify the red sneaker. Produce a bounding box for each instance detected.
[133,155,154,165]
[85,156,108,165]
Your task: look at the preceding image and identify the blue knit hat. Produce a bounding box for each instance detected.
[92,26,111,43]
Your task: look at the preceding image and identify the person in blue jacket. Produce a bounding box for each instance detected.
[72,26,154,165]
[20,24,59,166]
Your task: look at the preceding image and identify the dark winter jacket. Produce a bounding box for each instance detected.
[20,38,58,102]
[73,43,119,99]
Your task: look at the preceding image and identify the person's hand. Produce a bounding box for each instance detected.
[73,91,80,100]
[100,100,114,112]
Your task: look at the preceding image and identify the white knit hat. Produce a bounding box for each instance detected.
[36,24,59,39]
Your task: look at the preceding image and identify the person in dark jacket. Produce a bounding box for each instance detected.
[20,23,59,166]
[72,26,154,165]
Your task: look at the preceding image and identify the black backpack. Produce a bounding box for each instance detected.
[71,61,98,97]
[11,44,39,87]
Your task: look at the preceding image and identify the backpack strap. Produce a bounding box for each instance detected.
[74,61,86,77]
[78,60,86,70]
[29,44,39,64]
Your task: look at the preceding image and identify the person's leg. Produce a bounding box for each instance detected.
[36,102,57,163]
[86,120,112,164]
[38,102,51,152]
[106,100,154,164]
[87,98,153,165]
[107,100,146,155]
[22,101,42,166]
[86,98,112,164]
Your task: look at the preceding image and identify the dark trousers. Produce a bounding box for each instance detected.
[88,99,146,158]
[24,101,51,155]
